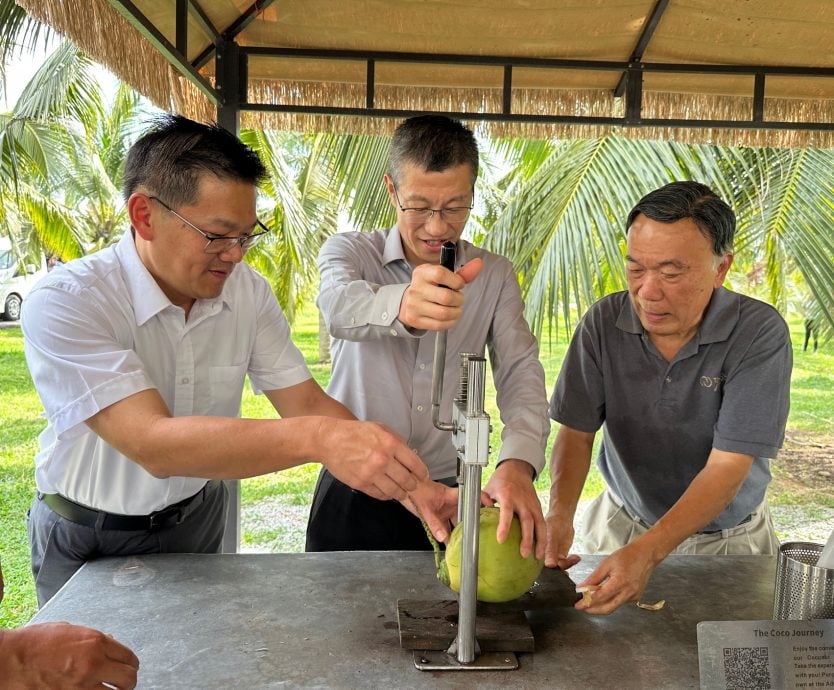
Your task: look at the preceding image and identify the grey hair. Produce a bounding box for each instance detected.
[626,181,735,256]
[387,115,479,188]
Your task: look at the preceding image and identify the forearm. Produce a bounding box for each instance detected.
[547,426,594,521]
[124,414,341,479]
[0,630,22,679]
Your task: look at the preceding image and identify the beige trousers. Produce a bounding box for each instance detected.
[579,488,780,556]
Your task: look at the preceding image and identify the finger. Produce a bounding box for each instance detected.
[557,554,581,570]
[533,510,548,561]
[479,490,494,507]
[384,444,429,491]
[101,660,140,690]
[362,485,388,501]
[494,501,514,545]
[457,257,483,284]
[544,539,559,568]
[104,638,140,668]
[420,506,450,543]
[517,510,537,559]
[373,472,408,501]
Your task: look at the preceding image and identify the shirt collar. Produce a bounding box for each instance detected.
[383,225,471,269]
[615,286,739,344]
[115,230,231,326]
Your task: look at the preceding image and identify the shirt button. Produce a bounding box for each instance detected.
[389,329,397,336]
[416,405,424,412]
[181,377,190,384]
[381,311,388,320]
[419,363,426,370]
[665,376,672,383]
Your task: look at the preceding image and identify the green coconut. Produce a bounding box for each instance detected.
[429,506,544,603]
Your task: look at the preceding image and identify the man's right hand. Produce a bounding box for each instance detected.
[0,622,139,689]
[544,510,582,571]
[398,258,483,331]
[319,419,430,501]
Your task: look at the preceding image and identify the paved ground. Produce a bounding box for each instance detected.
[241,493,834,554]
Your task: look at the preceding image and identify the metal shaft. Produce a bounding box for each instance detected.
[456,462,482,663]
[455,355,488,664]
[431,331,454,431]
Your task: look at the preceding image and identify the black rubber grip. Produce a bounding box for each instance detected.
[440,241,456,272]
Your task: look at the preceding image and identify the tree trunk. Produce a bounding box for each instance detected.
[318,309,331,364]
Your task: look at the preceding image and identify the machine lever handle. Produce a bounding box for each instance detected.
[440,241,456,274]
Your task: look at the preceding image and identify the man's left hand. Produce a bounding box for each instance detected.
[573,538,659,614]
[483,459,546,560]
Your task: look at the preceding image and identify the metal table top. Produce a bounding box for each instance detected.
[30,552,776,689]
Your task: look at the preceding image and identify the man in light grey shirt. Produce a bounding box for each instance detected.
[306,115,549,556]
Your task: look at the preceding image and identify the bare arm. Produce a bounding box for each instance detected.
[85,384,427,502]
[263,377,356,421]
[544,424,595,569]
[576,448,753,614]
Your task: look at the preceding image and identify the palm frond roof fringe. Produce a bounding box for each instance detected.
[16,0,834,147]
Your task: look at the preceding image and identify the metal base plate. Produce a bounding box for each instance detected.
[413,650,519,671]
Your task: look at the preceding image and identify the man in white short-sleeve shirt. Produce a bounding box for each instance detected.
[22,115,448,606]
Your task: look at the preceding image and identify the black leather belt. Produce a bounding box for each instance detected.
[40,481,221,531]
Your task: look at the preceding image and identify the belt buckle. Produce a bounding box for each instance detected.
[149,507,183,530]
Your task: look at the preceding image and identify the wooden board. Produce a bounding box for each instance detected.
[397,599,535,652]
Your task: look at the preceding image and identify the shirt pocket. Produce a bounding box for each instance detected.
[208,363,248,416]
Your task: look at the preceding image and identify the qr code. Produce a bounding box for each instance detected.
[723,647,771,689]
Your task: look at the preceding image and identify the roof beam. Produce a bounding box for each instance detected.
[614,0,671,98]
[238,47,834,133]
[193,0,276,69]
[109,0,220,104]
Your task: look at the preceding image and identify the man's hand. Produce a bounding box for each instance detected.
[482,459,546,560]
[319,419,429,501]
[0,622,140,689]
[573,538,659,614]
[401,479,459,543]
[398,258,483,331]
[544,510,582,571]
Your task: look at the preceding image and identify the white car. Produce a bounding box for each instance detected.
[0,237,47,321]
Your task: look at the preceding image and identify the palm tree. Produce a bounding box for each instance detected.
[242,129,340,325]
[0,39,113,261]
[310,132,834,346]
[52,80,146,254]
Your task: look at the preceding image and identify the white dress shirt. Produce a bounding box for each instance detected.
[317,227,549,480]
[22,231,311,514]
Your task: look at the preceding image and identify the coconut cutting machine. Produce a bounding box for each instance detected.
[396,241,536,671]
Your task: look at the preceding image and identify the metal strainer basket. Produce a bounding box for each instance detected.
[773,541,834,620]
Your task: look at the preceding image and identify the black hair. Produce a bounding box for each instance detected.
[626,181,735,255]
[123,114,266,204]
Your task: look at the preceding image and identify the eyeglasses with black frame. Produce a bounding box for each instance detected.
[393,187,473,225]
[149,196,270,254]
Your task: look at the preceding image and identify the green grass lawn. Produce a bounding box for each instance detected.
[1,307,831,628]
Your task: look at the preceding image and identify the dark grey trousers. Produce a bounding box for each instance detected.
[27,482,228,607]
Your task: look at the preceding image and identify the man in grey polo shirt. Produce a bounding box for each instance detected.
[545,181,792,615]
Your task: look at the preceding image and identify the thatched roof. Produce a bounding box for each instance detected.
[16,0,834,147]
